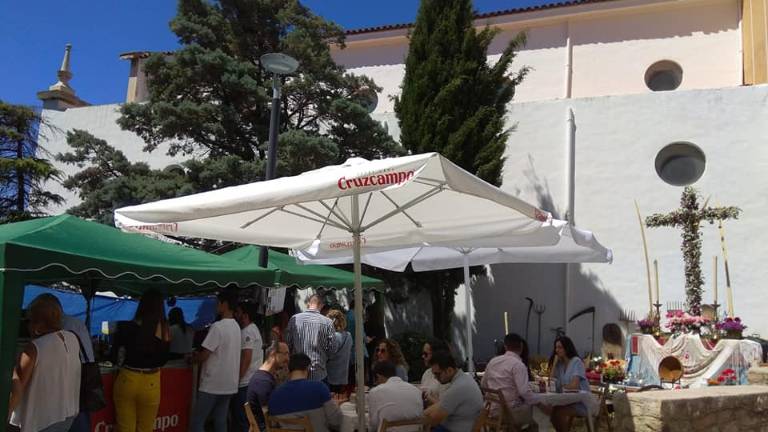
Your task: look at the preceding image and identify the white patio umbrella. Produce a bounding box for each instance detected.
[293,219,612,371]
[114,152,558,429]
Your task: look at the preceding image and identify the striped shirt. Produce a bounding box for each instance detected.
[286,309,336,381]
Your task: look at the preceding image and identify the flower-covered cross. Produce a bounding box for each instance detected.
[645,187,740,316]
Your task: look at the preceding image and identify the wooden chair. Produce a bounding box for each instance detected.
[379,417,430,431]
[471,407,491,432]
[244,402,262,432]
[570,383,611,432]
[479,387,523,432]
[264,412,314,432]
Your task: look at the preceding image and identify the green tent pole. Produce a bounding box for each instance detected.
[0,271,24,420]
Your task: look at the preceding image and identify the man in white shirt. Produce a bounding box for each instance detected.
[231,301,264,432]
[369,361,424,432]
[190,290,241,432]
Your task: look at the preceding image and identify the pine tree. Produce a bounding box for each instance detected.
[0,101,63,223]
[394,0,528,340]
[118,0,401,163]
[58,130,263,226]
[62,0,403,225]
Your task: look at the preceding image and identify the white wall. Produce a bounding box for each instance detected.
[333,0,742,108]
[39,104,181,214]
[568,0,742,97]
[482,84,768,358]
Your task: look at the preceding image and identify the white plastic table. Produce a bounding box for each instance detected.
[533,391,598,431]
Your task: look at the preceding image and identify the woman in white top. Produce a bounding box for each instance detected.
[10,293,81,432]
[168,307,194,359]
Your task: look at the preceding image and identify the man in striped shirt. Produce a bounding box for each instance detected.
[286,295,336,382]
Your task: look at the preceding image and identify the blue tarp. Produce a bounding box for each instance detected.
[23,285,217,336]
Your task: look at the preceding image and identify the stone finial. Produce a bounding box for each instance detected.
[49,43,74,93]
[37,43,88,110]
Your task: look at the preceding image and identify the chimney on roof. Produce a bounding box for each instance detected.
[37,44,89,110]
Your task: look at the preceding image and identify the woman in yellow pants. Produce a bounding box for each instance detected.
[112,290,170,432]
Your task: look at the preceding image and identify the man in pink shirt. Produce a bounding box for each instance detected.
[481,333,540,429]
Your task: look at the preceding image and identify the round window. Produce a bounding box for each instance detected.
[645,60,683,91]
[353,87,379,113]
[654,142,706,186]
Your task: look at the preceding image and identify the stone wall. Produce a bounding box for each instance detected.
[749,365,768,385]
[612,385,768,432]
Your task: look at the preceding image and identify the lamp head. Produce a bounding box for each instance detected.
[260,53,299,75]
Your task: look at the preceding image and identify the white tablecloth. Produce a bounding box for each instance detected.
[340,402,370,432]
[532,391,598,432]
[627,334,763,387]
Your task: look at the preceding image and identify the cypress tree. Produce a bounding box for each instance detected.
[394,0,527,340]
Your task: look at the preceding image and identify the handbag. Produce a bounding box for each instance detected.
[71,331,107,412]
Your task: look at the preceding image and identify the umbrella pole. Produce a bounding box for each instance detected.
[351,195,366,431]
[463,253,474,373]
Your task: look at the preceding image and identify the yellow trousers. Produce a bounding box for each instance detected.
[113,368,161,432]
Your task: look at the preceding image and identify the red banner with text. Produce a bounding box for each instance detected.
[91,368,193,432]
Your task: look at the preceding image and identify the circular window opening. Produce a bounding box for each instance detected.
[655,142,706,186]
[645,60,683,91]
[353,87,379,113]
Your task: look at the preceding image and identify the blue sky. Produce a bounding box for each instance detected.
[0,0,547,107]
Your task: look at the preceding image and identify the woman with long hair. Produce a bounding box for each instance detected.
[10,294,81,432]
[113,289,170,432]
[548,336,589,431]
[373,338,409,383]
[325,309,353,393]
[168,307,194,359]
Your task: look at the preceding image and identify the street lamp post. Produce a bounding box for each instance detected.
[259,53,299,268]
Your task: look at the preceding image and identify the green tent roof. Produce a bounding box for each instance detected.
[222,245,386,290]
[0,215,288,420]
[0,215,279,295]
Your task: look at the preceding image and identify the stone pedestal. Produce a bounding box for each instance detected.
[612,385,768,431]
[748,364,768,385]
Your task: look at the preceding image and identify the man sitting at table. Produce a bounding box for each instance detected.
[368,360,424,431]
[481,333,540,430]
[424,351,483,432]
[268,353,342,432]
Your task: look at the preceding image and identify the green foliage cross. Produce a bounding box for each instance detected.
[645,187,740,316]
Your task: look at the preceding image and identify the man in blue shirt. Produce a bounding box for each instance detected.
[268,354,342,432]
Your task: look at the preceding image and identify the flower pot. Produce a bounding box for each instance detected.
[601,374,624,384]
[640,328,655,335]
[724,330,743,340]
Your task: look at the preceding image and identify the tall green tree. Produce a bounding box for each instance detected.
[0,101,63,223]
[62,0,402,225]
[393,0,528,340]
[119,0,401,163]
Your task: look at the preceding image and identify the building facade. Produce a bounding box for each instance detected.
[38,0,768,361]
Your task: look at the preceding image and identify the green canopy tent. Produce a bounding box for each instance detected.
[0,214,280,417]
[222,245,386,290]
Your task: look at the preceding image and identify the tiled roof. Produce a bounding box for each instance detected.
[344,0,613,35]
